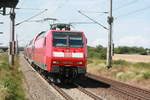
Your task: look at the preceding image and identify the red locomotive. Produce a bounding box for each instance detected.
[24,24,87,82]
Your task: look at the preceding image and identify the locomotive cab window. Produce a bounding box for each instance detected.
[53,32,83,47]
[53,33,68,47]
[69,33,82,47]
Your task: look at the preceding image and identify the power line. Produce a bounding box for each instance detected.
[114,0,139,11]
[79,10,108,14]
[16,8,47,10]
[26,18,57,23]
[78,10,108,30]
[15,9,48,26]
[69,22,95,24]
[51,0,70,15]
[19,0,26,7]
[116,5,150,19]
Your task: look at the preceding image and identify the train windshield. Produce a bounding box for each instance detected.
[53,32,83,47]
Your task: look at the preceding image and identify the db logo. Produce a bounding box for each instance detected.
[65,52,72,57]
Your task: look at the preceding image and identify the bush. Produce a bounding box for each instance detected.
[143,72,150,79]
[0,83,10,100]
[114,46,147,54]
[88,45,106,59]
[0,54,27,100]
[87,59,93,64]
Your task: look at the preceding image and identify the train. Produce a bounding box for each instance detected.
[24,24,87,83]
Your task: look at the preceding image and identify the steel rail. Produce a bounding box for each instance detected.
[27,58,74,100]
[50,83,74,100]
[87,73,150,100]
[73,83,104,100]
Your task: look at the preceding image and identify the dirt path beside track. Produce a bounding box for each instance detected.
[19,54,64,100]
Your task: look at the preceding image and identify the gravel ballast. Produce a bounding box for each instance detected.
[19,55,64,100]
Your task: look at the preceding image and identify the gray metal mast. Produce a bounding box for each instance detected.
[9,8,16,65]
[106,0,114,68]
[16,33,18,54]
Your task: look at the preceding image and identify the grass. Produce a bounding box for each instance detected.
[113,59,131,66]
[133,62,150,69]
[0,53,27,100]
[87,58,106,65]
[87,58,150,81]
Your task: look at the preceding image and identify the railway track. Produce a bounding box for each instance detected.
[51,82,104,100]
[74,83,104,100]
[87,73,150,100]
[25,57,150,100]
[44,75,104,100]
[36,70,74,100]
[25,58,73,100]
[31,62,104,100]
[50,83,74,100]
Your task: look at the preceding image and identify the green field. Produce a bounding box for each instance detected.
[87,58,150,81]
[0,53,27,100]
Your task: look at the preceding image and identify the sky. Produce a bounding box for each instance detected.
[0,0,150,48]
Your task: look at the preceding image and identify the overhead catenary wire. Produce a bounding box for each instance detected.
[25,18,57,23]
[69,22,95,24]
[114,0,139,11]
[79,10,108,14]
[19,0,26,7]
[51,0,70,15]
[116,5,150,19]
[78,10,108,30]
[15,9,48,26]
[16,8,47,10]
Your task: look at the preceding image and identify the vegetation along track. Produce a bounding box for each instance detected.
[86,73,150,100]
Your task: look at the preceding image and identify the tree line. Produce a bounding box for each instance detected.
[88,45,150,59]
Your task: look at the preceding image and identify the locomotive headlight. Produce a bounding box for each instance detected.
[72,53,83,58]
[76,61,83,65]
[53,52,64,57]
[53,61,60,64]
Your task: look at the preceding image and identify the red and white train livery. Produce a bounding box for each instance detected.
[24,24,87,81]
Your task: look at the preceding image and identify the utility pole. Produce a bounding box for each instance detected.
[0,22,3,34]
[16,33,19,54]
[0,0,19,66]
[0,22,4,24]
[9,8,16,65]
[106,0,114,68]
